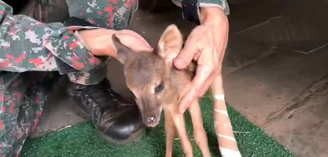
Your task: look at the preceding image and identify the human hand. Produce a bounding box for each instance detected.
[79,29,152,57]
[174,7,229,113]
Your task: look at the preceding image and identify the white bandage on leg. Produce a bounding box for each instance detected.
[219,147,242,157]
[214,109,228,117]
[214,94,225,101]
[217,134,236,142]
[214,94,228,116]
[215,121,232,128]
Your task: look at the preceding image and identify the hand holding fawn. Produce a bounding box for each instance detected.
[112,24,242,157]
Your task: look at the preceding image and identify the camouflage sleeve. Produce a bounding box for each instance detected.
[0,1,103,74]
[171,0,230,15]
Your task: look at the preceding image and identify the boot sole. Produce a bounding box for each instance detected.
[71,100,146,145]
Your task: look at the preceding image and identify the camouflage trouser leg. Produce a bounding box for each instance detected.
[22,0,138,85]
[67,61,109,85]
[0,71,61,156]
[21,0,137,85]
[64,0,137,85]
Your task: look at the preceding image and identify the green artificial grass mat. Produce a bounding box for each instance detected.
[20,95,295,157]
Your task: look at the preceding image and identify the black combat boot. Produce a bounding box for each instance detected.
[63,16,145,145]
[67,79,145,145]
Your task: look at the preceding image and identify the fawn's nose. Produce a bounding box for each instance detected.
[145,116,156,125]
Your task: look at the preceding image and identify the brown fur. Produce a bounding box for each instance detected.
[112,25,211,157]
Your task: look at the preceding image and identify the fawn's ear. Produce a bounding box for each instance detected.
[155,24,183,63]
[112,34,133,64]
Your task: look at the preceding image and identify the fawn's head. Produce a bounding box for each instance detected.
[112,25,183,127]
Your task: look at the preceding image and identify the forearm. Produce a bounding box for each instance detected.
[198,0,230,15]
[0,1,103,74]
[171,0,230,16]
[200,7,228,27]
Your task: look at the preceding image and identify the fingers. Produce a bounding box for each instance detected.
[115,32,153,52]
[117,30,151,47]
[174,35,201,69]
[198,79,212,97]
[179,64,212,113]
[179,44,218,113]
[199,68,221,96]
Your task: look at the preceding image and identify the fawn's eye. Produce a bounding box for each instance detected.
[155,82,164,94]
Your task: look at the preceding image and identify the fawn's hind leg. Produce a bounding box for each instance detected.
[188,100,211,157]
[164,109,176,157]
[168,106,193,157]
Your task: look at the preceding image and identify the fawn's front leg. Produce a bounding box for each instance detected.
[168,106,193,157]
[188,100,211,157]
[164,109,176,157]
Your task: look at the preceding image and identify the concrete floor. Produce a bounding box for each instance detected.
[30,0,328,157]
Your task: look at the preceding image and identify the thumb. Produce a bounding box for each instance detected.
[174,38,200,69]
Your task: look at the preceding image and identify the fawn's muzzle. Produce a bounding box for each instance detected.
[145,116,156,125]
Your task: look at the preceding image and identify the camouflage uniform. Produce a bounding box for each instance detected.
[0,0,230,156]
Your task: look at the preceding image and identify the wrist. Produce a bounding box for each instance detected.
[200,7,228,26]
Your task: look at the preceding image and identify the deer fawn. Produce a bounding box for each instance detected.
[112,24,242,157]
